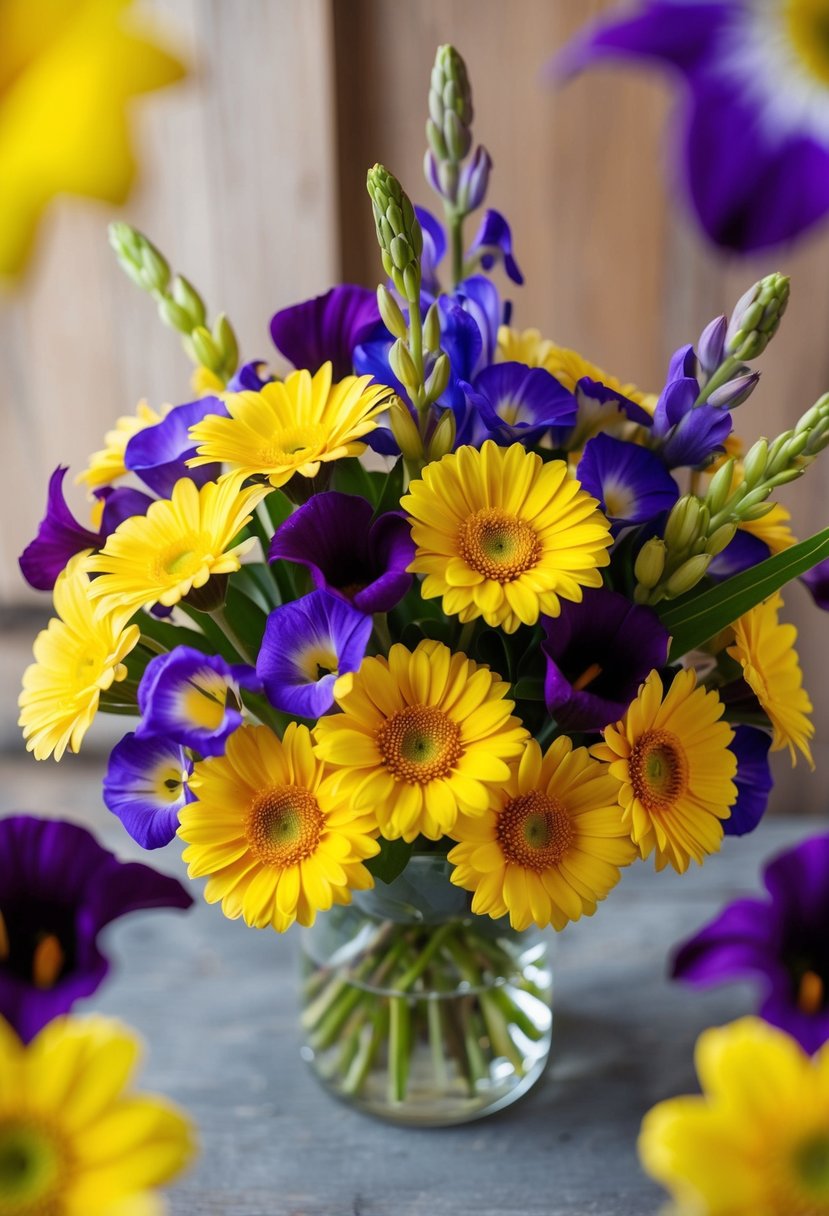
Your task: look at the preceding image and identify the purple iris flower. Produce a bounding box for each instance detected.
[0,814,191,1042]
[672,835,829,1053]
[19,466,101,590]
[103,733,195,850]
[467,209,524,284]
[577,433,679,526]
[137,646,261,757]
[651,346,732,467]
[542,587,670,731]
[552,377,653,450]
[416,205,448,296]
[724,725,773,837]
[94,485,156,532]
[257,589,373,719]
[269,285,380,380]
[125,397,226,496]
[227,360,274,392]
[460,362,577,445]
[269,492,414,615]
[803,557,829,611]
[558,2,829,251]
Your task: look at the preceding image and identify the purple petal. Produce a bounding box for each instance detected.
[19,467,100,590]
[577,434,679,525]
[416,205,447,295]
[555,1,730,78]
[103,734,195,849]
[802,557,829,611]
[708,528,770,578]
[125,398,226,496]
[227,360,274,391]
[465,362,577,444]
[763,835,829,927]
[97,487,155,534]
[660,402,732,467]
[270,285,380,380]
[671,897,781,986]
[723,725,773,836]
[467,209,524,284]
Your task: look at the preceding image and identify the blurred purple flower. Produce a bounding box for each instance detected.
[0,814,191,1042]
[803,557,829,611]
[558,2,829,251]
[672,835,829,1053]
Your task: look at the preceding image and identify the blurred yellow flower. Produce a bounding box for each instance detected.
[0,0,185,277]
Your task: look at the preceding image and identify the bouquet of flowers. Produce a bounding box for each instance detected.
[18,44,829,1124]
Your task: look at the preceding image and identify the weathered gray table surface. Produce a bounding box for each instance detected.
[4,755,822,1216]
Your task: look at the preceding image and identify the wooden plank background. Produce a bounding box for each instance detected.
[2,0,828,805]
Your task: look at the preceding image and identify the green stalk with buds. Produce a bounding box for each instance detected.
[108,222,239,386]
[695,272,790,406]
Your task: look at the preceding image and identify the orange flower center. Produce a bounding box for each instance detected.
[629,729,688,811]
[246,786,324,866]
[496,791,574,871]
[376,706,463,784]
[457,509,541,583]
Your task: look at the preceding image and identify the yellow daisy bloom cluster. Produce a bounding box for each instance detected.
[403,441,613,633]
[75,400,171,492]
[727,593,814,767]
[179,723,378,931]
[640,1017,829,1216]
[18,553,140,761]
[449,737,636,931]
[0,1014,195,1213]
[594,669,737,874]
[313,639,528,842]
[188,362,391,489]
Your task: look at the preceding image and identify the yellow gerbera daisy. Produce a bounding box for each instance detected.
[313,639,528,842]
[0,1013,195,1213]
[496,325,656,413]
[85,477,266,619]
[403,441,613,634]
[448,737,636,932]
[593,668,737,874]
[19,553,139,761]
[639,1017,829,1216]
[728,594,814,767]
[187,362,390,488]
[76,399,171,491]
[179,723,379,931]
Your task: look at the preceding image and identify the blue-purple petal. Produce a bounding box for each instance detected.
[577,433,679,525]
[270,285,380,380]
[19,467,100,590]
[724,725,773,836]
[125,397,227,495]
[103,733,195,850]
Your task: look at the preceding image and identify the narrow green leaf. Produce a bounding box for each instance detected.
[512,676,545,701]
[263,488,293,532]
[332,457,377,503]
[373,456,405,518]
[135,610,217,655]
[660,526,829,661]
[366,837,415,884]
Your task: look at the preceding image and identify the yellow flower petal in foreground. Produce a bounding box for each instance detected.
[448,737,636,932]
[728,594,814,768]
[179,723,378,931]
[0,0,185,277]
[593,668,736,874]
[0,1014,195,1213]
[75,400,171,491]
[86,477,267,618]
[19,553,139,761]
[313,640,528,842]
[188,363,391,488]
[403,441,613,634]
[496,326,656,413]
[639,1017,829,1216]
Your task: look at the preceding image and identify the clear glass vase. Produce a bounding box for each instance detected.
[299,855,553,1126]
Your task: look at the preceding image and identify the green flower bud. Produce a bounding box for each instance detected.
[389,396,424,462]
[741,503,775,522]
[377,286,408,342]
[705,523,738,556]
[634,537,667,589]
[741,439,768,489]
[704,459,735,515]
[423,301,442,353]
[213,313,238,377]
[171,275,207,328]
[664,554,712,598]
[424,352,451,405]
[664,496,702,552]
[157,297,193,333]
[367,165,423,304]
[427,408,456,462]
[189,326,223,374]
[389,339,418,390]
[725,272,790,362]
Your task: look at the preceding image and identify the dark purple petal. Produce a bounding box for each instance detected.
[0,815,191,1042]
[708,528,770,578]
[555,1,730,78]
[96,487,156,534]
[763,835,829,928]
[19,467,100,590]
[671,898,781,986]
[125,397,226,496]
[660,402,732,468]
[227,360,274,391]
[464,362,577,445]
[257,589,372,718]
[467,208,523,284]
[759,988,829,1057]
[577,434,679,525]
[452,275,503,368]
[723,725,773,836]
[459,145,492,213]
[137,646,261,757]
[802,557,829,611]
[416,205,447,296]
[542,587,670,730]
[103,734,195,850]
[270,285,380,380]
[652,375,700,435]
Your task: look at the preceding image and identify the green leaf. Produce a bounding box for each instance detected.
[373,456,405,518]
[332,458,377,503]
[135,610,218,655]
[232,563,277,613]
[224,583,269,654]
[512,676,545,701]
[263,488,293,532]
[365,837,415,885]
[660,526,829,661]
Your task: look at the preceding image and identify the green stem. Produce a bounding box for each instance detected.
[388,994,411,1103]
[408,304,426,420]
[372,613,393,655]
[449,212,465,288]
[138,633,167,656]
[457,620,476,654]
[695,355,739,406]
[209,605,257,665]
[393,921,456,992]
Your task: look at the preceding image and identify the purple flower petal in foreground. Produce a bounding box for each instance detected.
[577,433,679,526]
[0,814,191,1042]
[19,467,101,590]
[137,646,262,757]
[257,589,373,719]
[462,362,577,445]
[542,587,670,731]
[557,2,829,252]
[724,725,773,837]
[672,834,829,1053]
[103,733,195,850]
[270,285,380,380]
[125,397,226,496]
[270,491,414,615]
